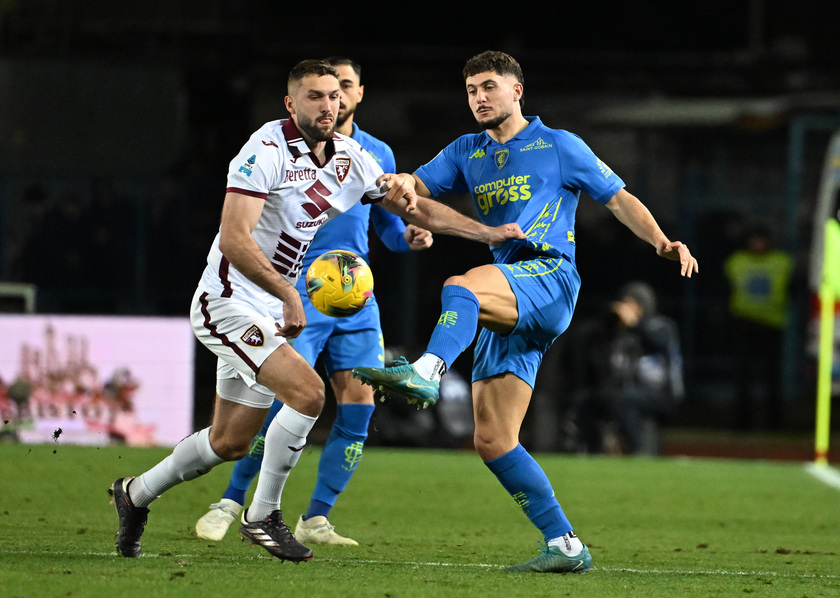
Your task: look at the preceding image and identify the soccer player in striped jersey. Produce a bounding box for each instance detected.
[354,51,698,573]
[109,58,524,562]
[194,57,433,546]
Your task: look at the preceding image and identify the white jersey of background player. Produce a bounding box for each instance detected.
[109,59,525,562]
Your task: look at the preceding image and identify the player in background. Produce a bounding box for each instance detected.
[194,56,433,546]
[108,59,524,562]
[354,51,698,573]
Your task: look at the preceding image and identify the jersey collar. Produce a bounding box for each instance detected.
[281,118,346,166]
[479,116,543,147]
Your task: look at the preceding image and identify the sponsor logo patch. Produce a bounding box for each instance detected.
[238,154,256,176]
[520,137,553,152]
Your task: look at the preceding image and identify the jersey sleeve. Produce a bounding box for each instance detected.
[379,143,397,175]
[370,204,410,252]
[227,134,282,199]
[413,138,471,198]
[350,140,388,206]
[557,132,625,204]
[226,134,282,198]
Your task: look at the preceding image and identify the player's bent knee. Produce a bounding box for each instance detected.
[443,274,470,290]
[284,385,325,418]
[473,430,515,461]
[209,434,254,461]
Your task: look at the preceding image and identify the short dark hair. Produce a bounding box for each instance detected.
[288,59,339,91]
[324,56,362,81]
[463,51,524,108]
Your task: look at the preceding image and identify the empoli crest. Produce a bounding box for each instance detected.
[494,149,509,170]
[247,434,266,458]
[342,441,364,471]
[437,311,458,327]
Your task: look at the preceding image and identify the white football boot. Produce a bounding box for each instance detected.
[195,499,242,541]
[294,515,359,546]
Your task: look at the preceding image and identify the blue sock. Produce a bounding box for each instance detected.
[484,444,572,541]
[426,285,480,369]
[222,399,283,504]
[305,403,374,520]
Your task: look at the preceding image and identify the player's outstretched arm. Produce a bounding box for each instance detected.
[408,197,523,246]
[605,188,698,278]
[219,191,306,337]
[377,175,524,247]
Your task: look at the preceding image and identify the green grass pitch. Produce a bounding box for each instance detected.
[1,443,839,597]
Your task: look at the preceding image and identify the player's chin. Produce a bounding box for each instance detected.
[316,121,334,137]
[476,113,506,130]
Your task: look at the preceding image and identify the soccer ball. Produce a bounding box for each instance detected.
[305,250,374,317]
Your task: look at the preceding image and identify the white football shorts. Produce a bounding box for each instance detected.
[190,287,285,408]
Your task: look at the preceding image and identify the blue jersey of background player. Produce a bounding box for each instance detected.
[353,50,697,573]
[195,57,433,546]
[294,121,406,372]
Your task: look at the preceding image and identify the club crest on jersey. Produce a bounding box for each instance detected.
[494,149,509,170]
[335,157,351,182]
[241,324,264,347]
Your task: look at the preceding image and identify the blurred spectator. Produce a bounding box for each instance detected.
[565,282,684,455]
[723,224,794,430]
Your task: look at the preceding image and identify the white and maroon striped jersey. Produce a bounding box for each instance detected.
[198,118,386,317]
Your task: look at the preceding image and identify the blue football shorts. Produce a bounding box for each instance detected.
[289,292,385,377]
[472,255,580,388]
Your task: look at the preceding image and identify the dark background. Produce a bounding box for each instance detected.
[1,0,839,445]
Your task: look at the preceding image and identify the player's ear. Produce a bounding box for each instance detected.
[513,82,523,103]
[357,84,364,103]
[284,95,295,115]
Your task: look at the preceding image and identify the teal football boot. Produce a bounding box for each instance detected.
[352,357,440,409]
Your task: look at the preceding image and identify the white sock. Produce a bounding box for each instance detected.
[130,427,223,508]
[413,353,446,382]
[246,406,317,522]
[547,531,584,556]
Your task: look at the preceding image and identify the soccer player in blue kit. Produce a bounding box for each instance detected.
[194,57,433,546]
[354,51,698,573]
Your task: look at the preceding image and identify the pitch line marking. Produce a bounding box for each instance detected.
[2,550,839,580]
[326,559,840,579]
[805,462,840,491]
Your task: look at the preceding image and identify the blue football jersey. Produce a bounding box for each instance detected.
[414,116,625,264]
